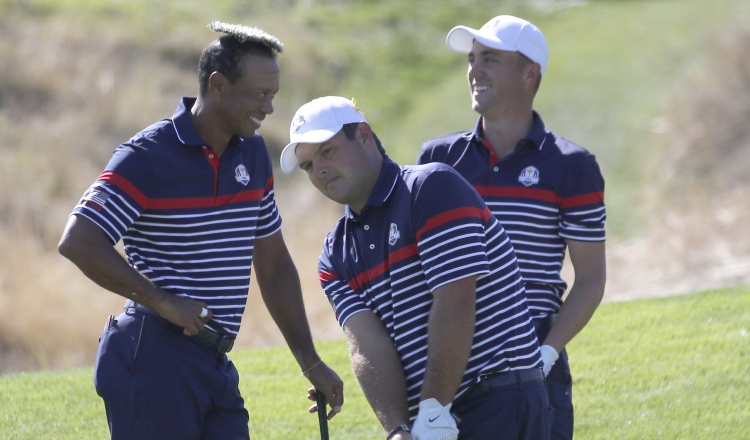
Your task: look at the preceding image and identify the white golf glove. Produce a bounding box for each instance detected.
[540,345,559,377]
[411,398,458,440]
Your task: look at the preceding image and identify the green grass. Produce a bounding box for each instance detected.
[1,285,748,439]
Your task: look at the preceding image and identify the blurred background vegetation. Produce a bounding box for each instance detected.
[0,0,748,373]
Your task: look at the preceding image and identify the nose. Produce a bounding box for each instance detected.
[468,61,483,81]
[313,160,327,178]
[261,98,274,115]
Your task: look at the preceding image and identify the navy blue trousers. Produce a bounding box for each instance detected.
[94,309,249,440]
[452,370,553,439]
[535,316,574,440]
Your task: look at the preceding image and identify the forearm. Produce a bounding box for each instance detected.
[257,261,318,367]
[345,315,411,432]
[420,278,475,405]
[543,279,604,351]
[253,232,318,368]
[58,215,166,306]
[543,240,606,351]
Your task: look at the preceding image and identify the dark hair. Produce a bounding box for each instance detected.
[198,36,277,96]
[342,123,386,156]
[517,52,542,94]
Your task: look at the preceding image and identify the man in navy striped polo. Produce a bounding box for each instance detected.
[280,96,551,440]
[418,15,607,440]
[58,22,343,439]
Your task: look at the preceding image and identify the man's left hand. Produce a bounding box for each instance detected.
[411,398,458,440]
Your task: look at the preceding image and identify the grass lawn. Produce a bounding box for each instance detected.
[1,285,747,439]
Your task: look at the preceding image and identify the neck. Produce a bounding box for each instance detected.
[190,96,230,156]
[348,154,384,216]
[481,109,534,159]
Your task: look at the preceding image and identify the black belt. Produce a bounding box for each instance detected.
[125,300,235,354]
[465,368,546,399]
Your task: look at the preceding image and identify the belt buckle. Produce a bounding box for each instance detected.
[217,337,234,353]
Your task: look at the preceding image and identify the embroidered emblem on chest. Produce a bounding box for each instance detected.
[388,223,401,246]
[518,166,540,187]
[235,164,251,186]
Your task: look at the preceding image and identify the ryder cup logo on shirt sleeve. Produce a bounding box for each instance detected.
[234,164,251,186]
[518,166,540,187]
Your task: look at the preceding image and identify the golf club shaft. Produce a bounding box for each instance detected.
[317,392,329,440]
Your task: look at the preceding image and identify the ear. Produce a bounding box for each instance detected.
[525,63,541,83]
[207,71,228,94]
[355,122,374,146]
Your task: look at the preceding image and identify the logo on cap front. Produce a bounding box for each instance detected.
[292,115,306,133]
[484,17,503,29]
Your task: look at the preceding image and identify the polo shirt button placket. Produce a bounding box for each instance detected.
[369,244,375,250]
[493,166,499,172]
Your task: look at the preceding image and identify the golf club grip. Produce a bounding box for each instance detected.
[317,392,329,440]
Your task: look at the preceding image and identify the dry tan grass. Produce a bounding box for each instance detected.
[607,25,750,302]
[1,9,749,374]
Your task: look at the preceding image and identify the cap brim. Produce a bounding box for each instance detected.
[279,128,340,174]
[446,25,517,54]
[280,142,300,174]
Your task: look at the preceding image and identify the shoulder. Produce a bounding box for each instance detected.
[400,163,477,202]
[119,118,176,153]
[401,162,464,184]
[546,132,596,159]
[421,130,472,152]
[543,132,604,184]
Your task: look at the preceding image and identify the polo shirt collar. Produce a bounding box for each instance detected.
[172,97,205,147]
[471,111,549,151]
[344,156,400,220]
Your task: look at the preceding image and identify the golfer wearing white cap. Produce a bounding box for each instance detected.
[419,15,607,440]
[283,96,551,439]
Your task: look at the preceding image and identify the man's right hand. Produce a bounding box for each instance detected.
[153,295,212,336]
[411,398,458,440]
[305,363,345,420]
[540,345,559,377]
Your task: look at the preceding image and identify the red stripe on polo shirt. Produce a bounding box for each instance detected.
[99,171,267,210]
[319,270,338,283]
[416,207,491,241]
[475,185,603,208]
[348,244,419,291]
[560,191,604,208]
[474,185,559,204]
[98,171,149,207]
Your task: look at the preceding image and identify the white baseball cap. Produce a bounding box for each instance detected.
[280,96,367,174]
[446,15,549,76]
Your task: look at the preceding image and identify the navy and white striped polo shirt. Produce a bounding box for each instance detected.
[72,97,281,336]
[418,112,606,319]
[318,157,541,418]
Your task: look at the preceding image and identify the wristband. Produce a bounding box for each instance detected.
[301,359,323,376]
[386,424,411,440]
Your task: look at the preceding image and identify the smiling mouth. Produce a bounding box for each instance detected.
[250,116,263,126]
[473,85,491,94]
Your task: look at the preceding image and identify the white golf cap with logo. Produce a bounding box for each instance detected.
[445,15,549,76]
[280,96,367,174]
